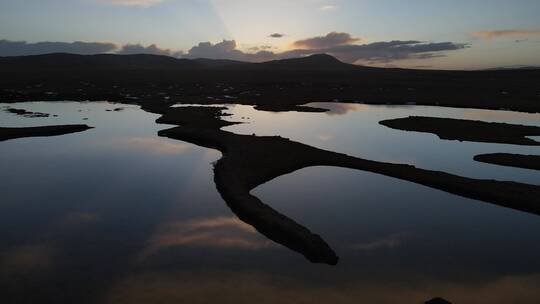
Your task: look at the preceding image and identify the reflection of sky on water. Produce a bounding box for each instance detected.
[224,103,540,184]
[1,102,540,303]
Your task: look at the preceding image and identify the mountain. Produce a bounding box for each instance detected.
[0,53,203,70]
[0,53,357,71]
[254,54,358,71]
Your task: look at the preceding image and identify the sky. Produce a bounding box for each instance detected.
[0,0,540,69]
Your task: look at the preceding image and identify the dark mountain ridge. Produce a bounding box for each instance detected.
[0,52,357,71]
[1,52,539,113]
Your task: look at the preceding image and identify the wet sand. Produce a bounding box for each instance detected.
[148,105,540,265]
[379,116,540,145]
[0,125,93,141]
[474,153,540,171]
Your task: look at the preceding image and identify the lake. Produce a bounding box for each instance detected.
[1,101,540,304]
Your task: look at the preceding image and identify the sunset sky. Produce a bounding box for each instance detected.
[1,0,540,69]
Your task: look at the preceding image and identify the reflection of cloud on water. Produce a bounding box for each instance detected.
[307,102,366,116]
[98,137,193,155]
[317,133,333,141]
[104,271,540,304]
[462,110,540,124]
[1,244,55,274]
[141,217,274,258]
[350,232,414,251]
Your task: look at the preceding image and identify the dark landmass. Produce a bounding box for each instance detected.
[147,104,540,264]
[0,124,92,141]
[3,107,50,117]
[380,116,540,145]
[474,153,540,171]
[1,53,540,112]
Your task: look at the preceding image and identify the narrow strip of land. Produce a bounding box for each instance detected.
[0,125,92,141]
[474,153,540,171]
[150,105,540,265]
[379,116,540,145]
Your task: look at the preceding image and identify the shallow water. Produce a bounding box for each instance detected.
[224,103,540,184]
[1,101,540,303]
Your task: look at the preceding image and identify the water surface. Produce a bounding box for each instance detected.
[1,101,540,304]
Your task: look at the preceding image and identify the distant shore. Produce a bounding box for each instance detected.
[1,53,540,113]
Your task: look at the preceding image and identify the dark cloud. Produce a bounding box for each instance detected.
[283,40,468,63]
[183,37,466,64]
[292,32,360,49]
[269,33,285,38]
[247,45,274,52]
[0,39,117,56]
[0,33,468,65]
[185,40,275,62]
[117,43,183,57]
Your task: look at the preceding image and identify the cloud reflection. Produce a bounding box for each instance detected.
[462,109,540,123]
[351,232,414,251]
[104,271,540,304]
[141,216,274,258]
[307,102,365,115]
[99,137,192,155]
[1,244,54,274]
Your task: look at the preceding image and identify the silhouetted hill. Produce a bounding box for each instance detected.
[254,54,358,71]
[0,53,203,70]
[192,58,248,68]
[1,52,540,113]
[0,53,358,71]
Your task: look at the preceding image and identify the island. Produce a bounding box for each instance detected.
[0,125,93,141]
[379,116,540,145]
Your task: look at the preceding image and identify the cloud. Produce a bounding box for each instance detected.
[0,32,467,65]
[184,35,466,64]
[314,40,468,63]
[0,39,117,56]
[320,5,338,11]
[247,45,274,52]
[118,43,183,57]
[94,0,165,7]
[185,40,276,62]
[472,29,540,39]
[269,33,285,38]
[292,32,361,49]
